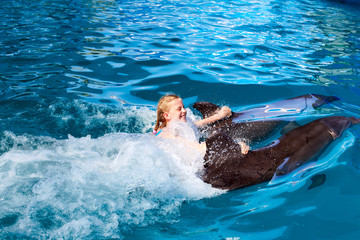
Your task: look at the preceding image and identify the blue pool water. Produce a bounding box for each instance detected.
[1,0,360,239]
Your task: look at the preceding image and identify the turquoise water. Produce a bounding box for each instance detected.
[1,0,360,239]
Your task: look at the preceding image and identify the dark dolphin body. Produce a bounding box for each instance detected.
[193,94,339,143]
[201,116,359,190]
[193,94,358,190]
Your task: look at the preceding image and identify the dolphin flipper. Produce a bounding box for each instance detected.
[308,174,327,190]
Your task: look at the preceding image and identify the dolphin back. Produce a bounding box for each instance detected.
[202,132,276,190]
[201,116,359,191]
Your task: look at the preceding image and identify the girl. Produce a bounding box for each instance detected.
[153,94,249,155]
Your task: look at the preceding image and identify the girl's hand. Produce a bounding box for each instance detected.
[217,106,232,119]
[238,141,249,155]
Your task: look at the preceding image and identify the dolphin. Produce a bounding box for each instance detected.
[201,116,359,190]
[193,94,339,143]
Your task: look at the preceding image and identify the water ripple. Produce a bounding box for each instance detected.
[1,0,360,239]
[1,0,359,103]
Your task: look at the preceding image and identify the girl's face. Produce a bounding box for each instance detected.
[164,98,187,123]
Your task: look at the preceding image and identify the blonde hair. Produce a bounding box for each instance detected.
[154,94,181,132]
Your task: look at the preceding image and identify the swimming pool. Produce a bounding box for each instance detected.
[1,0,360,239]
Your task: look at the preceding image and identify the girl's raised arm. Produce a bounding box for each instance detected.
[194,106,231,128]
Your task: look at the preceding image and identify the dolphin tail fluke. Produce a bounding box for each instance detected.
[193,102,221,118]
[311,94,340,108]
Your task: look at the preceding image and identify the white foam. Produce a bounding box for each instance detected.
[0,128,222,238]
[47,99,158,135]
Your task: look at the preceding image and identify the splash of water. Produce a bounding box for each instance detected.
[0,104,222,239]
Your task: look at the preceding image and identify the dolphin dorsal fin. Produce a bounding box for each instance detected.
[193,102,221,118]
